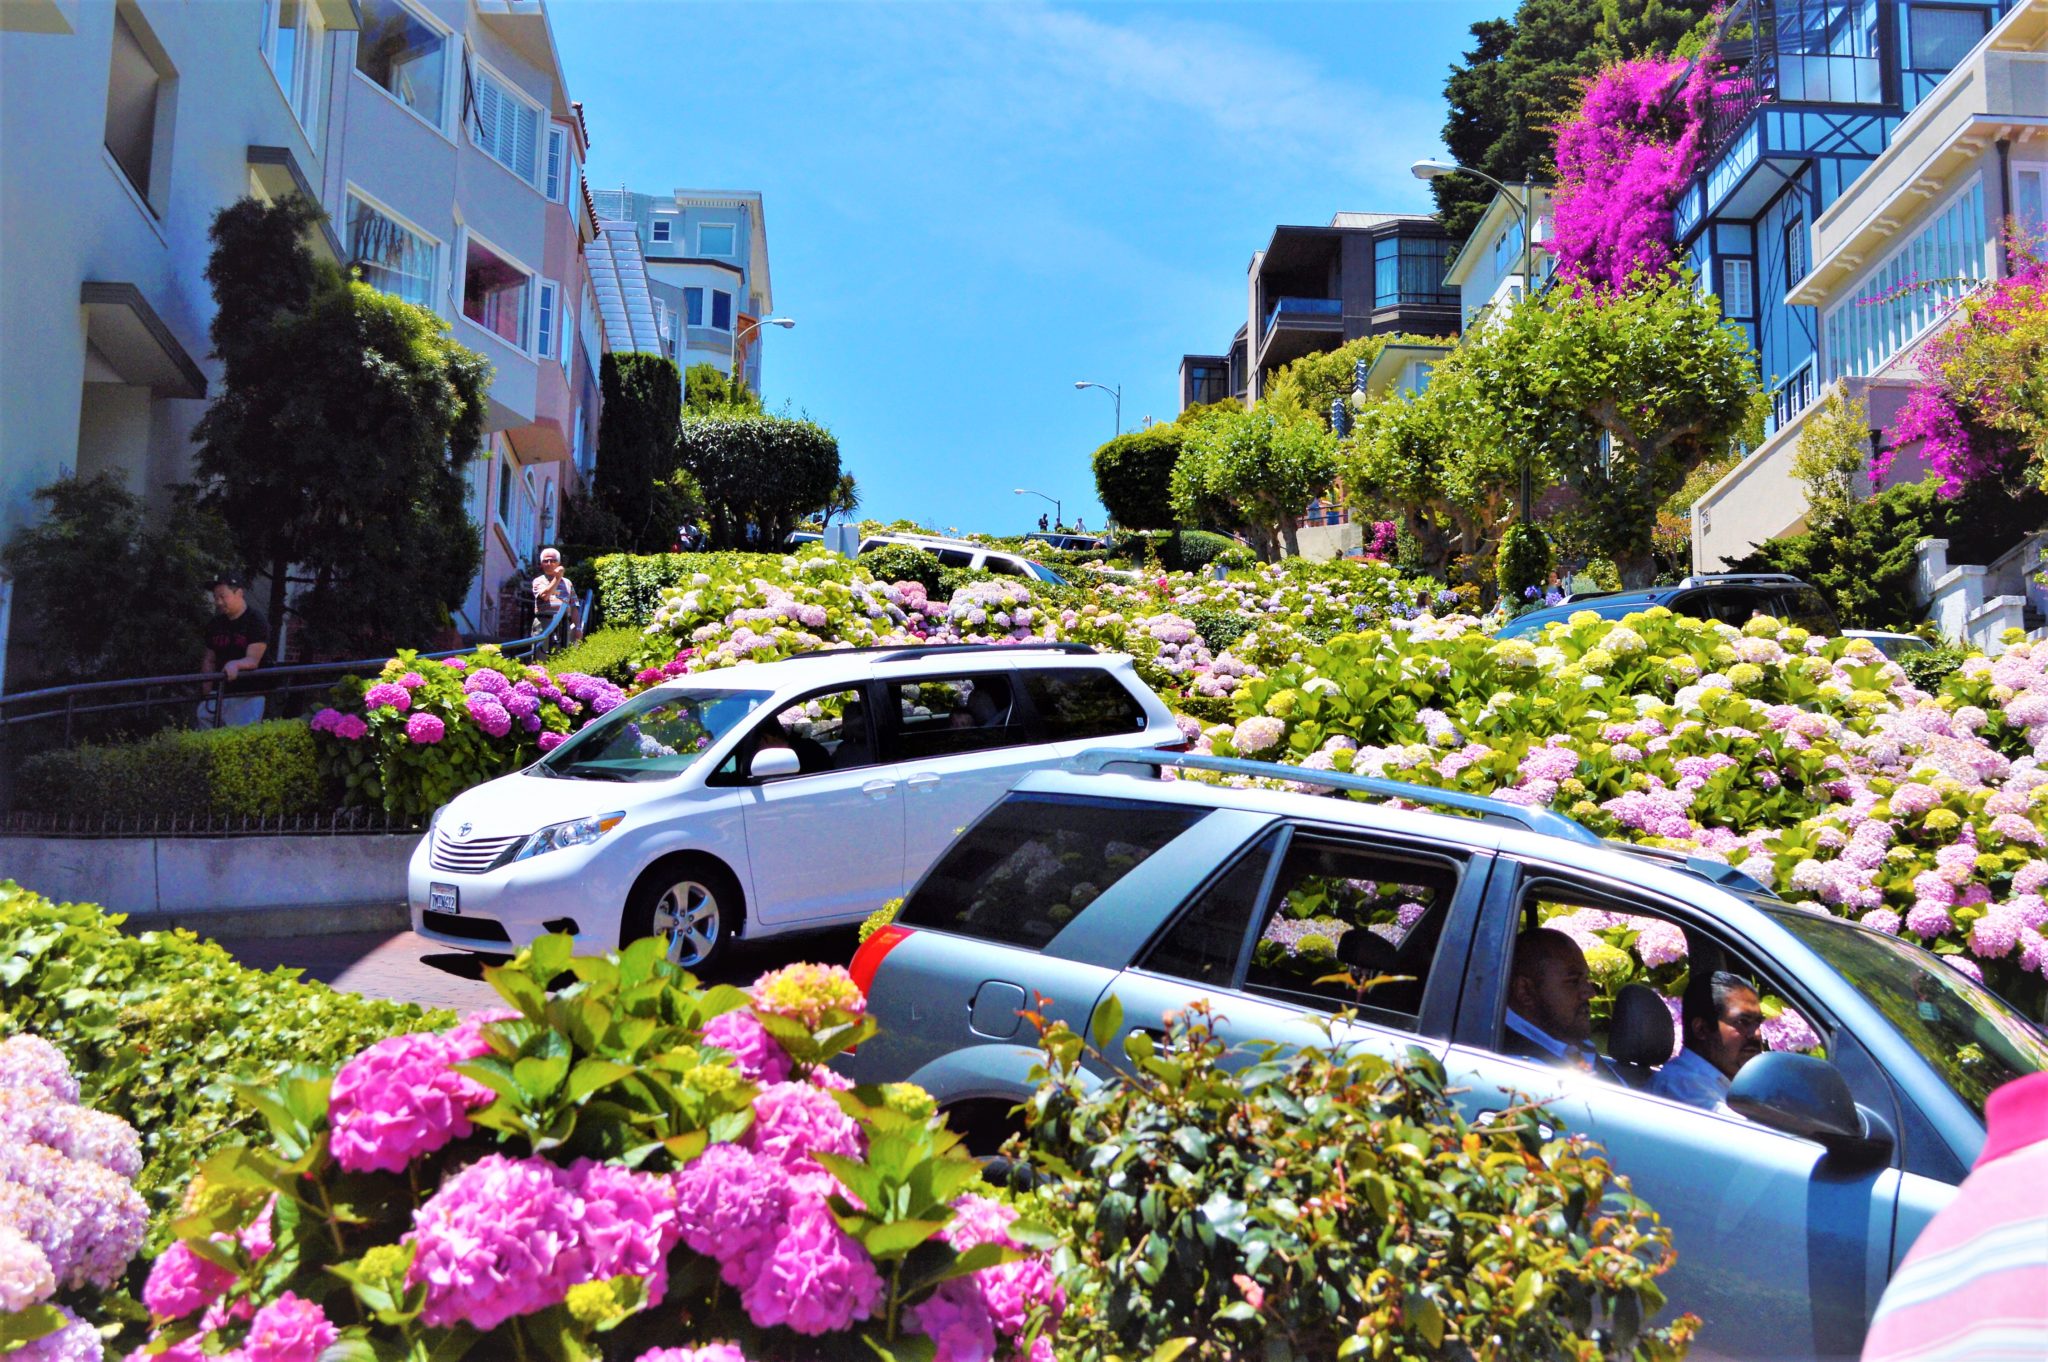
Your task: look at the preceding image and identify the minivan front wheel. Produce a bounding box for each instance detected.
[624,857,741,971]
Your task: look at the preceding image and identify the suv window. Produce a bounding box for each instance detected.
[1021,668,1146,741]
[712,685,876,782]
[984,555,1028,577]
[1774,586,1836,634]
[879,673,1028,761]
[900,792,1205,949]
[933,548,975,568]
[1673,587,1774,626]
[1144,829,1463,1024]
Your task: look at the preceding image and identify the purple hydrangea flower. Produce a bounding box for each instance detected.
[672,1144,793,1288]
[363,683,412,712]
[562,1159,683,1306]
[328,1032,493,1174]
[405,712,446,745]
[745,1082,864,1178]
[237,1291,338,1362]
[141,1239,234,1320]
[464,693,513,738]
[701,1010,792,1085]
[739,1197,885,1335]
[406,1154,580,1330]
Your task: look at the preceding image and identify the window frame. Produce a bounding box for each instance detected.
[352,0,452,136]
[2014,159,2048,235]
[458,227,538,354]
[698,221,738,257]
[535,278,559,360]
[1721,256,1757,320]
[711,289,734,332]
[651,217,674,243]
[465,49,545,189]
[104,2,174,216]
[1822,172,1989,382]
[261,0,327,136]
[544,123,567,201]
[683,286,705,327]
[1905,3,1991,75]
[344,185,442,309]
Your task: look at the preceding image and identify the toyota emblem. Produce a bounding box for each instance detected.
[456,822,473,839]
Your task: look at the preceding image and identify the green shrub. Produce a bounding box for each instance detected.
[545,625,651,686]
[589,550,792,627]
[1496,521,1553,605]
[0,884,442,1248]
[862,543,944,593]
[1900,642,1971,692]
[1022,1003,1696,1361]
[1092,426,1186,529]
[1184,604,1253,653]
[1112,529,1242,572]
[14,720,327,820]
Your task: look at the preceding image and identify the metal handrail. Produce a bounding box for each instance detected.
[0,591,594,741]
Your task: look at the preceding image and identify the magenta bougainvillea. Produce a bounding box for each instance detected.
[1551,56,1723,292]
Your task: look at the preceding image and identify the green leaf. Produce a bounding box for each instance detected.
[565,1057,634,1104]
[528,932,573,981]
[862,1217,947,1257]
[1091,993,1124,1053]
[0,1304,66,1345]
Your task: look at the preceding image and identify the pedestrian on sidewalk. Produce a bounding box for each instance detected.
[198,574,269,728]
[531,547,581,643]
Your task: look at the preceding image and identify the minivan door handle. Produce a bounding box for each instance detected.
[906,774,941,792]
[861,779,897,800]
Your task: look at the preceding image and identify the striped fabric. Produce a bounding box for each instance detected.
[1862,1073,2048,1362]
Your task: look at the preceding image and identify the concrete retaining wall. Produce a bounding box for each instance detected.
[0,833,418,935]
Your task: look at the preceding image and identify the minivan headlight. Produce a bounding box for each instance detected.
[514,812,625,862]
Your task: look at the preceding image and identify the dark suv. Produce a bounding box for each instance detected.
[1496,572,1839,639]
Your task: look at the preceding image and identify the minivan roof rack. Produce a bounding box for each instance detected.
[1068,748,1602,845]
[782,641,1097,664]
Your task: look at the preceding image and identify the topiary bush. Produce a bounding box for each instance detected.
[1496,521,1554,607]
[13,720,328,821]
[1022,1002,1696,1361]
[860,543,944,594]
[1898,641,1971,693]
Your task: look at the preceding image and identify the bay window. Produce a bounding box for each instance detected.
[462,234,532,350]
[264,0,327,132]
[347,193,438,308]
[356,0,446,128]
[468,57,541,186]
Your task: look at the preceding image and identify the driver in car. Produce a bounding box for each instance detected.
[1504,927,1619,1081]
[1651,970,1767,1112]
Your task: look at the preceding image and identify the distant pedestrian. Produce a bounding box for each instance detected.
[1038,513,1049,533]
[1074,516,1086,533]
[1862,1070,2048,1360]
[199,574,269,728]
[531,547,580,642]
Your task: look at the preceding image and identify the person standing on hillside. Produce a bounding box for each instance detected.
[531,547,581,643]
[198,574,269,728]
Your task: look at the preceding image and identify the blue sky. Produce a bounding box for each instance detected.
[551,0,1507,536]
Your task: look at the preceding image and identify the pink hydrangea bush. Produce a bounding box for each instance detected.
[0,1033,149,1349]
[140,943,1062,1360]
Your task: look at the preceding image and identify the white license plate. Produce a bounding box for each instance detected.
[429,883,459,915]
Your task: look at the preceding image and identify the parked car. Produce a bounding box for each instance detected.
[857,533,1068,586]
[1024,531,1110,553]
[1843,629,1937,659]
[407,644,1183,968]
[1497,572,1839,638]
[786,531,823,548]
[846,749,2047,1362]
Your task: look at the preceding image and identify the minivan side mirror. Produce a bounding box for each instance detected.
[1726,1051,1887,1158]
[749,747,802,780]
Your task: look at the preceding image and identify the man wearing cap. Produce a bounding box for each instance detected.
[199,575,269,728]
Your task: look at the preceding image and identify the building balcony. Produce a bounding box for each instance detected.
[1257,296,1346,371]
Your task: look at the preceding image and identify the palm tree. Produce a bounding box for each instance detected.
[823,473,860,526]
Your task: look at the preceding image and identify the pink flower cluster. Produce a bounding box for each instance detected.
[327,1012,509,1173]
[1550,56,1710,291]
[908,1194,1066,1362]
[308,707,369,740]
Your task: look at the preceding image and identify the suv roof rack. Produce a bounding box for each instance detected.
[1070,748,1777,895]
[1676,573,1806,588]
[1068,748,1601,845]
[781,641,1098,664]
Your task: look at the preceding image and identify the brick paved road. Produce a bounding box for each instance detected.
[215,924,862,1015]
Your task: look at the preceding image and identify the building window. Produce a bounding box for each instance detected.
[356,0,446,127]
[1774,0,1885,104]
[496,452,512,526]
[462,234,532,349]
[1722,258,1755,319]
[544,125,567,200]
[466,57,541,185]
[699,223,737,256]
[1372,235,1454,309]
[104,5,170,207]
[536,280,559,359]
[2015,163,2047,234]
[264,0,326,132]
[651,219,672,243]
[711,290,733,330]
[1785,215,1809,287]
[1907,5,1989,73]
[347,193,437,308]
[1824,177,1990,381]
[683,287,704,326]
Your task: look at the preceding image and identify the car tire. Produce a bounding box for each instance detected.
[622,856,742,972]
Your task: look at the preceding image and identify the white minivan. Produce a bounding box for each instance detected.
[407,643,1184,967]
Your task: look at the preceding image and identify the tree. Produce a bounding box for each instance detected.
[1342,373,1513,580]
[191,196,488,657]
[678,413,841,550]
[1434,0,1718,243]
[1092,426,1186,531]
[1427,270,1759,586]
[592,352,685,554]
[823,472,861,525]
[1171,406,1338,560]
[683,362,759,415]
[1788,386,1872,529]
[0,475,233,688]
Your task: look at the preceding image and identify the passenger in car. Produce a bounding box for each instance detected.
[1650,970,1766,1112]
[1504,927,1618,1081]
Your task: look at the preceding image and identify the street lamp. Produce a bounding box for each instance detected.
[1411,158,1539,521]
[731,315,795,389]
[1013,487,1062,531]
[1073,379,1121,436]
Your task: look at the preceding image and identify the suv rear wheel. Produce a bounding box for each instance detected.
[623,855,742,971]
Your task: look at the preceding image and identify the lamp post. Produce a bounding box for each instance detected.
[1013,487,1062,531]
[1411,158,1539,522]
[731,315,795,391]
[1073,379,1121,436]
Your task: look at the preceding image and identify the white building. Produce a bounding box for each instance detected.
[0,0,609,681]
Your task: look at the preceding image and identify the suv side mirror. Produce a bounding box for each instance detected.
[749,747,801,780]
[1726,1052,1887,1158]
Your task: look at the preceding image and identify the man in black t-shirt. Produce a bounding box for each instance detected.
[199,574,270,727]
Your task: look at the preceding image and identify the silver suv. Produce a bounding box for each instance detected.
[846,751,2048,1362]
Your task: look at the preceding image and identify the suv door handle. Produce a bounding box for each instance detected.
[861,779,897,800]
[906,774,941,791]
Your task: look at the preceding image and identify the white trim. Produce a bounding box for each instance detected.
[465,48,545,189]
[651,217,674,243]
[2014,158,2048,231]
[697,221,738,257]
[535,277,560,360]
[100,145,167,241]
[343,182,442,308]
[350,0,453,135]
[544,123,568,201]
[457,226,540,356]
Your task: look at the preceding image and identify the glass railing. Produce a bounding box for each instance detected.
[1263,296,1343,337]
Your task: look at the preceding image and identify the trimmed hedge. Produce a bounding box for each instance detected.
[1113,528,1243,572]
[862,543,944,593]
[13,719,327,820]
[544,624,650,686]
[0,884,443,1244]
[589,550,792,627]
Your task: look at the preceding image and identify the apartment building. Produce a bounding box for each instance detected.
[1692,0,2047,574]
[589,187,777,396]
[0,0,609,672]
[1176,211,1459,413]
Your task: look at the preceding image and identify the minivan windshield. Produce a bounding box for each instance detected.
[535,686,772,782]
[1768,908,2048,1119]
